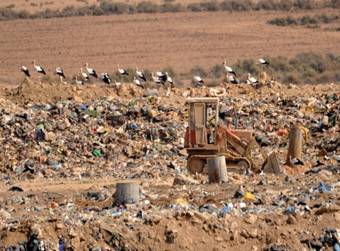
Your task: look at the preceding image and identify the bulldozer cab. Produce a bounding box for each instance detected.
[185,97,219,148]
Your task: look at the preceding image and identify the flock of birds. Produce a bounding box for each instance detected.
[21,58,270,88]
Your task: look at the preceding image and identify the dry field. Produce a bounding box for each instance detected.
[0,0,207,13]
[0,10,339,85]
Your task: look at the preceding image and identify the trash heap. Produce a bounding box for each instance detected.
[0,83,339,250]
[0,96,187,181]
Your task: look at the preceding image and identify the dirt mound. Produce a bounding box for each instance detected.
[6,80,148,104]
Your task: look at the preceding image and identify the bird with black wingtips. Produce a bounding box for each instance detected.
[85,63,98,78]
[151,72,163,85]
[55,67,66,82]
[21,66,30,77]
[166,72,174,87]
[247,73,258,85]
[32,60,46,75]
[227,74,239,84]
[135,67,147,82]
[193,75,204,86]
[134,76,144,88]
[223,60,236,76]
[259,58,269,65]
[80,68,89,81]
[101,73,112,85]
[117,65,129,76]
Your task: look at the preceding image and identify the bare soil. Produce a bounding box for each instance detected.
[0,10,339,85]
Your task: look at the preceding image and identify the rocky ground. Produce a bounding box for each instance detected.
[0,81,339,250]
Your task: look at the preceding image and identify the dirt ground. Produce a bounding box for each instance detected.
[0,81,339,250]
[0,10,339,85]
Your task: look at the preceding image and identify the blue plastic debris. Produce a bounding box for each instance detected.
[220,203,234,217]
[59,239,65,251]
[318,182,331,193]
[284,206,296,215]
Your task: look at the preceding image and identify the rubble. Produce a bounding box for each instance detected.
[0,83,338,250]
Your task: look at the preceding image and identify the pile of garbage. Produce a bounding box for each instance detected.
[0,95,187,181]
[0,83,339,250]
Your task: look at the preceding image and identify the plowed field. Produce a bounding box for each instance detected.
[0,10,339,84]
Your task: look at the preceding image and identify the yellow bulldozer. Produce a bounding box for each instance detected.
[184,97,260,174]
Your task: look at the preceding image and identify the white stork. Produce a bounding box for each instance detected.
[247,73,258,85]
[32,60,46,75]
[193,75,204,86]
[80,68,89,81]
[227,74,239,84]
[223,61,236,76]
[101,73,112,85]
[259,58,269,65]
[133,76,144,88]
[85,63,98,78]
[135,67,146,82]
[151,72,163,85]
[166,72,174,87]
[117,65,129,76]
[55,67,66,82]
[21,66,30,77]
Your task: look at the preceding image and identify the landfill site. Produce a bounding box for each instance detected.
[0,79,339,250]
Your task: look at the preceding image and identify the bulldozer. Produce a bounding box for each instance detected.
[184,97,259,174]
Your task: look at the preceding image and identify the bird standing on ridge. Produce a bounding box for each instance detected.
[117,65,129,76]
[193,75,204,87]
[247,73,258,85]
[227,74,239,84]
[32,60,46,84]
[80,68,89,81]
[166,72,174,87]
[223,61,236,76]
[134,76,144,88]
[259,58,269,65]
[135,67,147,82]
[32,60,46,75]
[21,66,30,77]
[151,72,163,85]
[55,67,66,82]
[101,73,112,85]
[85,63,98,78]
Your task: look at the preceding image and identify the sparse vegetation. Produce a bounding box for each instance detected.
[0,0,339,21]
[205,52,340,84]
[268,14,340,28]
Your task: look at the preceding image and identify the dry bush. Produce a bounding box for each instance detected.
[100,1,134,14]
[0,0,337,21]
[136,1,159,13]
[159,3,183,13]
[190,66,208,78]
[330,0,340,8]
[210,64,224,79]
[219,0,252,11]
[268,14,339,27]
